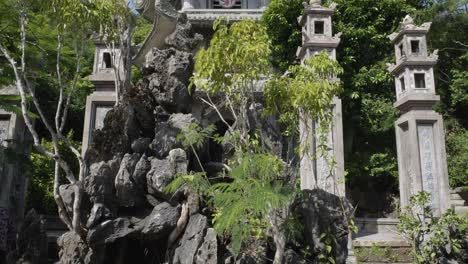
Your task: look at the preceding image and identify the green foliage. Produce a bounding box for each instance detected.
[132,17,152,44]
[265,52,343,153]
[165,151,292,256]
[189,19,346,257]
[191,19,271,97]
[318,231,338,264]
[0,93,38,118]
[398,192,468,263]
[209,152,291,255]
[26,132,81,215]
[177,123,216,150]
[446,126,468,187]
[0,0,96,140]
[261,0,303,70]
[164,172,211,197]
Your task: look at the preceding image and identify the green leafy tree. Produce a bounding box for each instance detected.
[168,17,346,263]
[0,0,136,238]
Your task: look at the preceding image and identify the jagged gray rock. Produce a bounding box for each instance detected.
[300,189,353,264]
[146,148,188,197]
[115,153,142,207]
[195,228,218,264]
[165,14,203,52]
[172,214,208,264]
[59,184,75,216]
[146,157,173,196]
[87,217,143,246]
[86,203,112,228]
[141,202,180,238]
[133,154,152,190]
[85,159,120,204]
[143,47,193,113]
[131,137,152,154]
[58,232,105,264]
[150,114,195,158]
[169,148,188,174]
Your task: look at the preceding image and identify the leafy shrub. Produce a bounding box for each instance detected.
[398,192,468,263]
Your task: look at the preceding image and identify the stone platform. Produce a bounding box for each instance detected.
[353,218,411,263]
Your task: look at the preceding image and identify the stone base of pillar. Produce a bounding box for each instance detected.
[395,110,450,216]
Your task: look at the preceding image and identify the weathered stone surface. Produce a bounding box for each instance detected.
[146,158,173,196]
[173,214,208,264]
[87,87,156,163]
[150,122,182,159]
[86,203,112,228]
[59,184,75,216]
[133,154,152,190]
[87,217,143,246]
[150,114,195,158]
[143,47,193,113]
[165,15,203,52]
[115,153,142,207]
[195,228,217,264]
[300,189,353,264]
[146,148,188,197]
[168,113,196,131]
[169,148,188,175]
[85,159,119,204]
[141,202,180,238]
[131,137,151,154]
[58,232,104,264]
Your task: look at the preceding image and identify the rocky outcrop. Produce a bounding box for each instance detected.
[87,217,143,246]
[141,202,180,238]
[58,232,105,264]
[195,228,218,264]
[172,214,208,264]
[150,114,196,158]
[85,159,120,205]
[115,153,142,207]
[300,189,353,263]
[147,148,188,197]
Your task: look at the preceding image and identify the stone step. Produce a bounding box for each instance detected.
[353,233,412,263]
[451,199,466,206]
[454,206,468,214]
[450,192,463,200]
[355,218,399,234]
[353,233,409,248]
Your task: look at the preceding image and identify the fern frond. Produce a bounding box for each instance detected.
[164,172,210,195]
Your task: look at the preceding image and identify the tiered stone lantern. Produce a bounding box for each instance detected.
[388,15,450,216]
[297,1,345,196]
[81,41,118,155]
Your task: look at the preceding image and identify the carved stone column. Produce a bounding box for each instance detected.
[297,1,345,197]
[388,15,450,216]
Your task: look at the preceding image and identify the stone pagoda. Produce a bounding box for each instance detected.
[297,0,345,196]
[388,15,450,216]
[81,40,118,155]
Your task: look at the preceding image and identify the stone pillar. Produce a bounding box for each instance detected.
[388,15,450,216]
[82,42,117,155]
[296,1,345,197]
[0,85,32,253]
